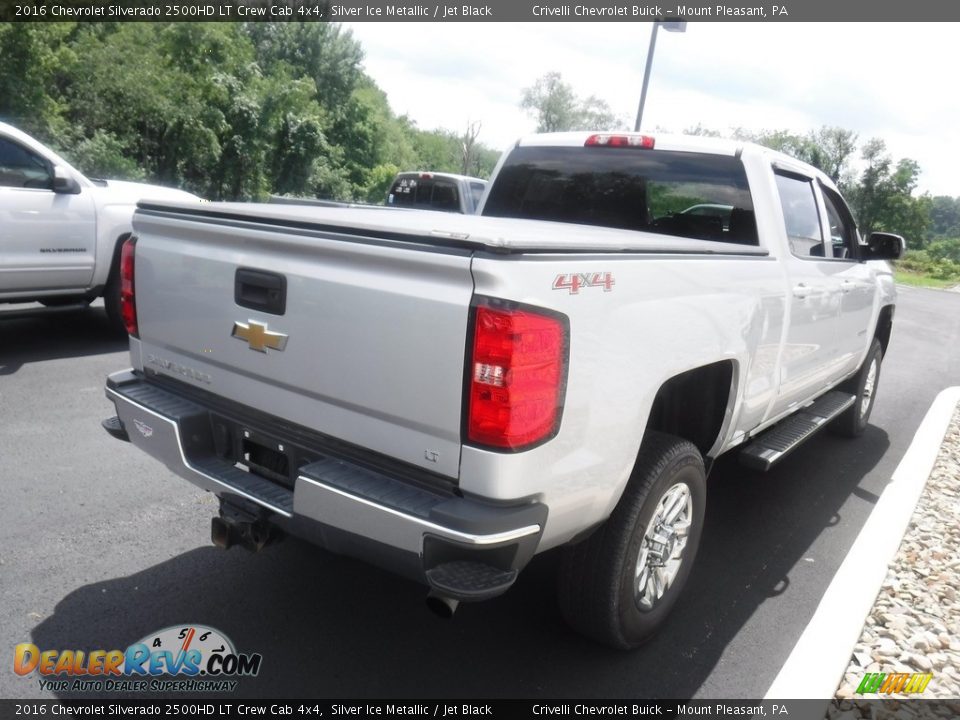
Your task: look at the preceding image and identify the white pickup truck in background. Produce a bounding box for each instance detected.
[0,121,198,328]
[103,132,903,648]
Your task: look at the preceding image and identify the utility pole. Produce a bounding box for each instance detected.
[634,21,687,132]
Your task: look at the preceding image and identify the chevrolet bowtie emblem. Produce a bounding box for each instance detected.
[231,320,288,353]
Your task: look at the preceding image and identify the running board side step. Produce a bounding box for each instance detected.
[739,391,856,471]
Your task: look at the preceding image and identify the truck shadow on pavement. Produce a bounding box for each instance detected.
[31,428,890,700]
[0,305,126,375]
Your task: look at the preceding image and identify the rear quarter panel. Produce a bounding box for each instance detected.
[462,251,785,550]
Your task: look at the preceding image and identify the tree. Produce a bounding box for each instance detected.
[246,21,363,111]
[459,120,482,176]
[728,126,857,188]
[0,23,76,137]
[928,196,960,240]
[847,139,929,243]
[520,72,619,132]
[806,127,858,188]
[683,123,721,137]
[688,124,933,244]
[0,21,509,201]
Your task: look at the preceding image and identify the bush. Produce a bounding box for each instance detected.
[896,244,960,282]
[926,238,960,264]
[67,130,146,181]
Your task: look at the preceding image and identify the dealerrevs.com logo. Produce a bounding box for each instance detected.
[14,625,262,693]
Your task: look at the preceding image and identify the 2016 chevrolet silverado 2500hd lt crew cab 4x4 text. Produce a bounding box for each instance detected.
[0,121,198,328]
[102,132,903,648]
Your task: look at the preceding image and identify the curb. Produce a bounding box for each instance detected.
[764,385,960,701]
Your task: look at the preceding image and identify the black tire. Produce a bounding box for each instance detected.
[558,431,706,649]
[103,236,129,334]
[831,339,883,438]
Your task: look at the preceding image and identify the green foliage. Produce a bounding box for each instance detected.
[733,126,858,188]
[846,139,929,244]
[705,125,935,246]
[928,196,960,241]
[0,21,501,202]
[896,240,960,283]
[66,130,145,180]
[363,163,401,203]
[521,71,620,133]
[926,237,960,264]
[893,270,958,289]
[0,23,76,137]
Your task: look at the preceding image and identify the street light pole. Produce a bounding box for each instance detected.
[634,21,687,133]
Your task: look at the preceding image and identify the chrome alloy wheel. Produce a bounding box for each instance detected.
[861,357,878,418]
[634,482,693,611]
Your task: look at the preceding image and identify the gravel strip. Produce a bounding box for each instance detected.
[828,403,960,717]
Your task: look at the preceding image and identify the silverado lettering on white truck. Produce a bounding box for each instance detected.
[103,132,903,648]
[0,122,198,327]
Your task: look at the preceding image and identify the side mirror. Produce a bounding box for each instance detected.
[863,231,904,260]
[52,165,81,195]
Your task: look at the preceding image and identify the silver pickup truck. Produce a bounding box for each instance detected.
[103,132,902,648]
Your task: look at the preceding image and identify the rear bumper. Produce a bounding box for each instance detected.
[104,370,546,600]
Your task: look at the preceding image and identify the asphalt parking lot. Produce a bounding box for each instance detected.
[2,287,959,700]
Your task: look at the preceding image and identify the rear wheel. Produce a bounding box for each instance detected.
[558,431,706,649]
[831,339,883,438]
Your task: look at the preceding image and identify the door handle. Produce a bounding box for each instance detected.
[793,283,811,300]
[840,280,856,294]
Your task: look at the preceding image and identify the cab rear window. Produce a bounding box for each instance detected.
[482,146,758,245]
[388,176,460,213]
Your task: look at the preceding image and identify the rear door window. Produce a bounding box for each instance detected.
[818,183,859,260]
[774,172,825,258]
[481,146,758,245]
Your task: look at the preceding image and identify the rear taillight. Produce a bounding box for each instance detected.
[584,133,655,149]
[120,236,138,337]
[467,302,568,450]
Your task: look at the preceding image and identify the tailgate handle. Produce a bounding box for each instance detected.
[235,268,287,315]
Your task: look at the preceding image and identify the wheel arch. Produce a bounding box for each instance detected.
[875,304,895,357]
[644,359,738,464]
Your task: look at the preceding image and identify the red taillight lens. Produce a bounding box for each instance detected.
[467,303,567,450]
[584,133,655,149]
[120,236,138,337]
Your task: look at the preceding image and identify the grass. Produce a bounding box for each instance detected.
[894,270,959,289]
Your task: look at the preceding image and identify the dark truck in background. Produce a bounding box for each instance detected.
[387,171,488,214]
[269,171,489,215]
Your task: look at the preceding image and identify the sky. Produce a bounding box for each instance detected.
[346,22,959,196]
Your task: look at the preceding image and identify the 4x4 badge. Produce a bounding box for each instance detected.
[133,419,153,438]
[232,320,289,353]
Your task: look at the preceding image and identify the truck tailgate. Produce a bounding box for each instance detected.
[131,206,475,479]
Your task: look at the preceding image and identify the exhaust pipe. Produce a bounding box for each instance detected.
[426,591,459,619]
